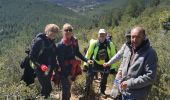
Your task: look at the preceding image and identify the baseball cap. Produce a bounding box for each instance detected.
[98,29,107,34]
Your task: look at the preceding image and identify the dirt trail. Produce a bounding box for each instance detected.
[70,80,114,100]
[52,74,115,100]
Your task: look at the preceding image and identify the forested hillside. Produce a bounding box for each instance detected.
[47,0,112,11]
[0,0,92,54]
[0,0,170,99]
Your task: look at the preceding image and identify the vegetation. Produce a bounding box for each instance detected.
[0,0,170,99]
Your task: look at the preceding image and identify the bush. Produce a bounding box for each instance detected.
[0,81,40,99]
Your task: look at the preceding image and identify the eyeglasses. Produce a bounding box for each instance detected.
[64,29,72,32]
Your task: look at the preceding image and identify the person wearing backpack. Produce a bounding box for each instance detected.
[79,29,117,99]
[56,23,93,100]
[29,24,60,99]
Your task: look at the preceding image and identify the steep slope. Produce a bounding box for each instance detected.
[0,0,91,53]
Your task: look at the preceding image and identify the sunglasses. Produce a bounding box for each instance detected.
[64,29,72,32]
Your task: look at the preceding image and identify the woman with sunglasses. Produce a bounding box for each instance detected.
[56,23,93,100]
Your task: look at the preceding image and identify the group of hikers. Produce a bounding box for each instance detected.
[21,23,158,100]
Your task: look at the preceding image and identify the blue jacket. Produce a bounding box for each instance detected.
[57,37,88,77]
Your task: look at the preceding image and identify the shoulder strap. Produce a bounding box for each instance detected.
[93,40,111,51]
[106,40,111,50]
[90,40,98,59]
[38,41,45,57]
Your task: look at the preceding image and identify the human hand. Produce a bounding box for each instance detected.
[121,81,128,90]
[41,64,48,72]
[87,60,93,64]
[103,63,110,68]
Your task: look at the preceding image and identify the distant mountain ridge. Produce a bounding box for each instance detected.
[46,0,113,12]
[48,0,112,4]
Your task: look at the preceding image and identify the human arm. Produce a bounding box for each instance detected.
[108,44,126,65]
[75,40,93,65]
[74,39,88,62]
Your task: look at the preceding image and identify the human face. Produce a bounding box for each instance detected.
[47,31,58,40]
[131,29,145,49]
[63,28,73,39]
[98,33,106,43]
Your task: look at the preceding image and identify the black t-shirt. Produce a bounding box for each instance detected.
[96,40,109,62]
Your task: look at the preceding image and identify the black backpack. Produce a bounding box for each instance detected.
[20,33,45,69]
[20,33,44,85]
[83,40,111,60]
[20,48,30,69]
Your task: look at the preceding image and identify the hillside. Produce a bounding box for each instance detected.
[82,0,127,16]
[47,0,112,12]
[46,0,127,15]
[0,0,92,54]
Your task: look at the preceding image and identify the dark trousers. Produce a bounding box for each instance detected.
[84,62,109,94]
[35,68,53,99]
[61,75,71,100]
[122,94,134,100]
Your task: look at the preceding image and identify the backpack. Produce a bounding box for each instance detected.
[20,33,45,69]
[83,39,111,55]
[106,35,112,41]
[84,39,111,58]
[20,51,30,69]
[96,40,111,60]
[20,33,45,85]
